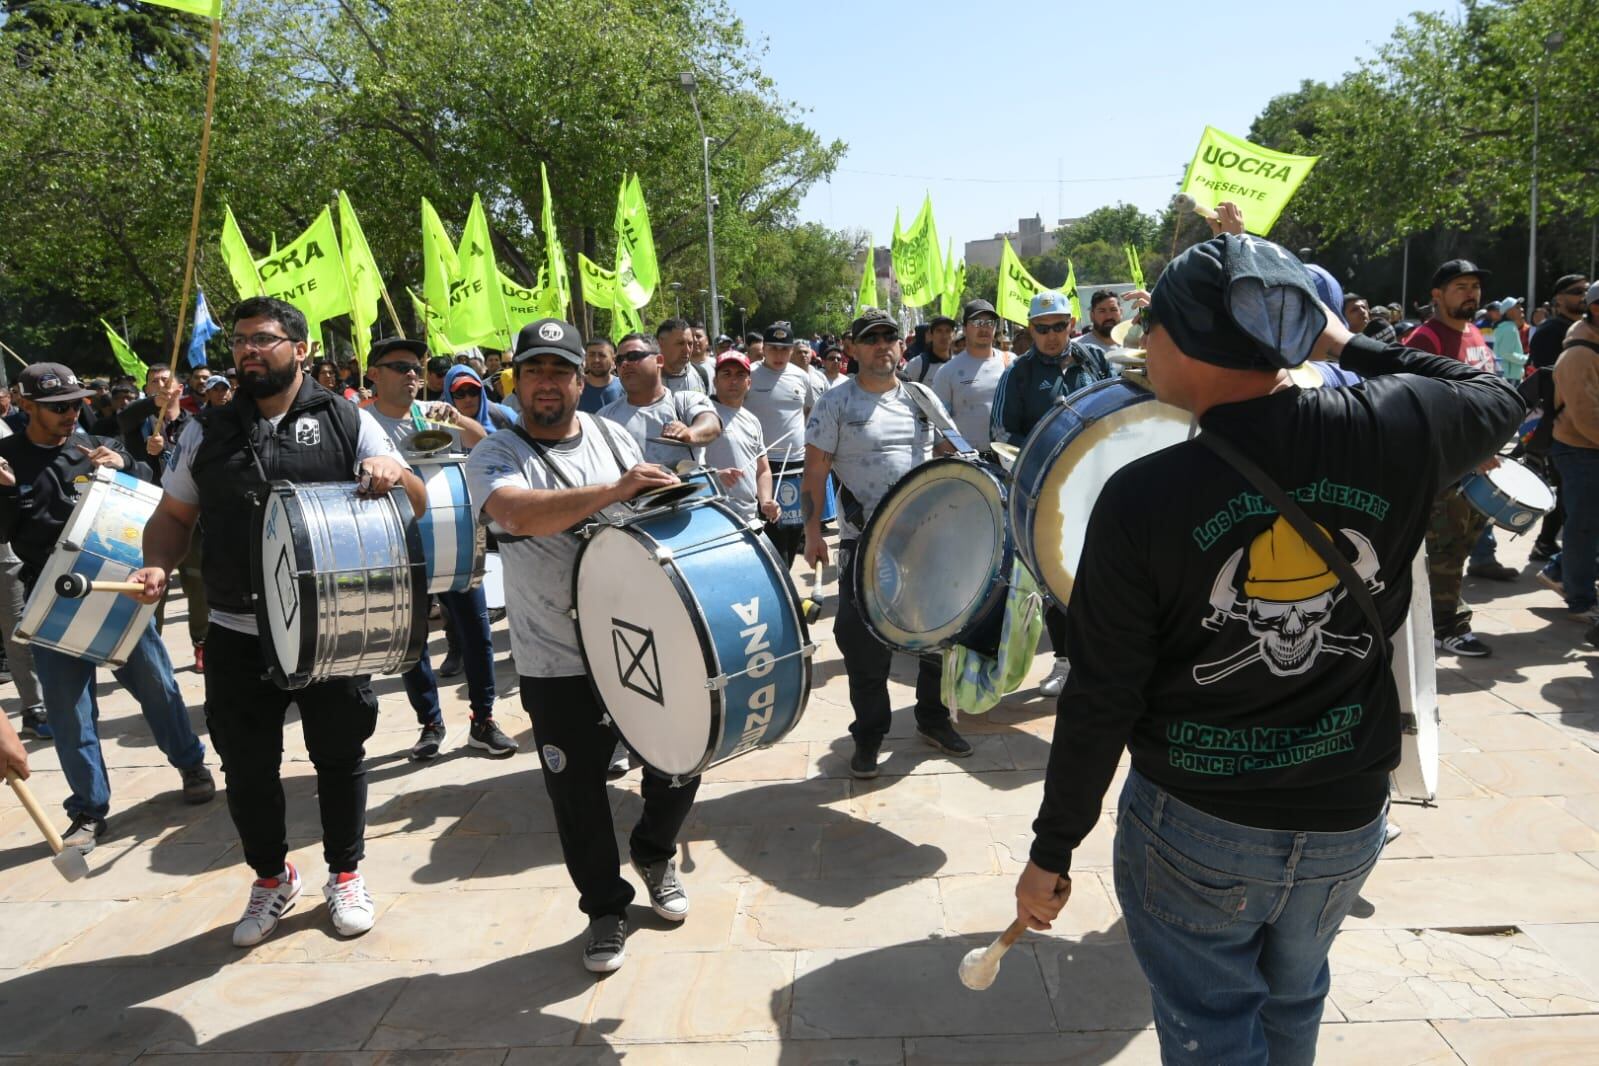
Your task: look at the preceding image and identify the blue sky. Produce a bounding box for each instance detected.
[735,0,1457,251]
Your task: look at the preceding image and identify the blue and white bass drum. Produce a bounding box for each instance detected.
[573,496,814,782]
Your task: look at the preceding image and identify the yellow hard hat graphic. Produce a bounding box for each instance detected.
[1242,516,1338,601]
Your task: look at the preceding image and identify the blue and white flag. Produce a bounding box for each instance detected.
[187,289,221,368]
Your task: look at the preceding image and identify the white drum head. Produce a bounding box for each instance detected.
[576,527,715,777]
[483,552,504,611]
[259,491,302,681]
[1488,458,1555,512]
[1033,402,1192,602]
[1391,547,1439,801]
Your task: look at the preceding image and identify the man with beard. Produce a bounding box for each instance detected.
[1405,261,1517,656]
[1526,273,1590,562]
[0,363,214,851]
[992,291,1112,696]
[656,318,710,395]
[803,308,971,778]
[467,318,698,973]
[579,337,622,413]
[1079,289,1128,358]
[900,313,955,385]
[130,297,422,947]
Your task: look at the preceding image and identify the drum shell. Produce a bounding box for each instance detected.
[855,456,1012,655]
[15,468,161,667]
[411,455,487,594]
[773,460,836,526]
[573,499,812,780]
[251,481,428,690]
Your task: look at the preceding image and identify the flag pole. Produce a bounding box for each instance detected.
[0,339,28,369]
[167,14,223,374]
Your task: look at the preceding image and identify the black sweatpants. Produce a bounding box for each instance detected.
[1045,603,1068,657]
[204,624,379,878]
[521,675,700,919]
[834,542,948,745]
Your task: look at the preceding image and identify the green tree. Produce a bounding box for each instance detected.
[1056,203,1160,253]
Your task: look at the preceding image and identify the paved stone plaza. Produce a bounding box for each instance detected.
[2,531,1597,1064]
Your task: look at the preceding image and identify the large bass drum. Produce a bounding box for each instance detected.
[1390,547,1440,802]
[574,497,813,783]
[252,481,428,690]
[855,456,1012,655]
[1010,376,1193,605]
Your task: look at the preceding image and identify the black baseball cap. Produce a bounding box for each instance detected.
[369,337,429,363]
[850,307,901,340]
[744,331,763,345]
[928,313,957,329]
[763,321,795,345]
[18,363,96,402]
[426,354,453,377]
[1430,259,1490,290]
[1552,273,1590,299]
[512,318,585,367]
[962,299,999,323]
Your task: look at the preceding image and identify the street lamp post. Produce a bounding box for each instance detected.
[1529,31,1566,309]
[678,71,721,339]
[667,281,684,319]
[737,306,746,338]
[697,289,708,326]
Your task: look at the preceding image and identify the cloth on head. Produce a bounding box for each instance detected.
[442,364,516,434]
[1305,265,1346,326]
[1150,235,1325,370]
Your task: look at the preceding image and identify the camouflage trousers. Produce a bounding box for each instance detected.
[1425,486,1492,638]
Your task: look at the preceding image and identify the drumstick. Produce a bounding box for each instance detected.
[6,771,90,882]
[755,425,799,462]
[958,917,1029,991]
[54,574,145,599]
[799,561,824,624]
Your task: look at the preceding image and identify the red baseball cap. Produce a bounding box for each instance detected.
[715,352,751,372]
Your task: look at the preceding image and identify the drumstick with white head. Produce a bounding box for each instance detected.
[958,917,1030,991]
[1173,193,1218,222]
[55,574,146,599]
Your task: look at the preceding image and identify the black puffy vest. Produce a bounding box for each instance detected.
[190,376,360,612]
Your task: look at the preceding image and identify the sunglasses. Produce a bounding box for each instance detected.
[857,331,898,345]
[39,399,80,414]
[616,349,654,363]
[966,317,999,328]
[1031,321,1071,335]
[1560,287,1589,297]
[375,362,423,375]
[452,387,482,398]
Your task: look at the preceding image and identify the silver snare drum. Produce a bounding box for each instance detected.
[252,481,428,690]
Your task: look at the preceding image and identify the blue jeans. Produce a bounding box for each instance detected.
[1113,769,1386,1066]
[1551,442,1599,612]
[401,586,496,725]
[1467,524,1497,565]
[33,620,206,820]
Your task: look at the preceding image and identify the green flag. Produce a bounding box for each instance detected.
[615,173,658,309]
[891,196,943,307]
[1180,125,1319,236]
[1064,259,1082,324]
[611,293,641,343]
[996,239,1046,325]
[856,243,877,311]
[100,320,147,386]
[338,191,385,367]
[540,164,571,319]
[499,270,543,330]
[254,206,351,340]
[419,197,459,332]
[939,239,965,319]
[578,253,619,309]
[220,205,263,300]
[140,0,221,17]
[451,194,510,349]
[1125,244,1146,291]
[409,288,454,357]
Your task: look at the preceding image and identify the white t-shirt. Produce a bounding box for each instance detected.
[805,379,943,541]
[596,388,718,467]
[464,413,642,677]
[161,406,406,635]
[703,402,766,522]
[930,351,1008,451]
[744,362,819,467]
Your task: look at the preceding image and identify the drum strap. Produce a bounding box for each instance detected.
[508,417,633,539]
[901,381,976,456]
[1198,433,1391,668]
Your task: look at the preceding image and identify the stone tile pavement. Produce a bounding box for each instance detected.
[1,531,1596,1064]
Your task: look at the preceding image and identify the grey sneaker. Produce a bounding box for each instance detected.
[1039,656,1071,697]
[607,742,631,779]
[62,813,106,852]
[632,857,689,921]
[410,722,446,761]
[584,914,628,973]
[180,764,216,805]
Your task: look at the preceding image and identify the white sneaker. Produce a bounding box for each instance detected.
[1384,822,1403,845]
[233,862,302,947]
[324,870,376,937]
[1039,656,1071,697]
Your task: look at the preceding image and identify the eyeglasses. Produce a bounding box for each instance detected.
[966,317,999,329]
[39,399,80,414]
[374,362,422,375]
[229,333,291,351]
[616,350,655,363]
[1031,321,1071,334]
[453,387,482,398]
[857,331,898,345]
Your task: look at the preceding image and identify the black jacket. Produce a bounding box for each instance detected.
[990,342,1111,445]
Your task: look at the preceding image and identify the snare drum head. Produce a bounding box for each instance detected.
[858,458,1009,651]
[257,489,309,682]
[1487,458,1555,513]
[1031,396,1191,604]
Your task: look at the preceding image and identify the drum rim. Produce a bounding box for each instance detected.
[1010,377,1154,497]
[854,456,1012,652]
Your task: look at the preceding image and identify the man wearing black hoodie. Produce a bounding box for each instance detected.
[1014,236,1522,1066]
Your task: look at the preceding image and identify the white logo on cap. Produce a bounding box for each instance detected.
[537,322,564,342]
[39,375,61,391]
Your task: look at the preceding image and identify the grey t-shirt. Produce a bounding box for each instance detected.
[899,352,950,385]
[703,401,766,522]
[161,406,406,635]
[662,363,710,396]
[368,401,466,455]
[805,379,943,541]
[596,388,718,467]
[745,362,818,467]
[464,412,643,678]
[930,351,1008,451]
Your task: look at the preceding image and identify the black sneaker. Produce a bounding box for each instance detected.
[437,652,463,678]
[0,652,10,683]
[583,914,628,973]
[180,764,217,805]
[917,719,973,758]
[62,814,107,852]
[19,713,52,741]
[1436,632,1492,658]
[1528,541,1559,562]
[849,738,881,779]
[1466,560,1518,582]
[410,722,446,761]
[1586,622,1598,649]
[467,717,518,757]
